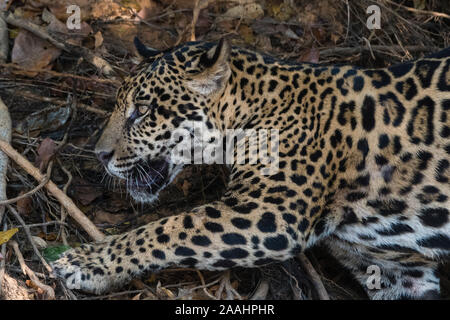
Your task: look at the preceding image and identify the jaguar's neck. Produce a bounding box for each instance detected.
[207,48,328,132]
[207,50,365,136]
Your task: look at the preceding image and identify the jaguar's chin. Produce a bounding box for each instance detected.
[129,188,161,204]
[126,157,170,202]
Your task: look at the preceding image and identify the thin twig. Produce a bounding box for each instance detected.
[280,264,304,300]
[0,174,49,205]
[377,1,438,38]
[320,45,440,57]
[215,270,242,300]
[6,204,52,273]
[195,269,218,300]
[83,289,145,300]
[9,240,55,299]
[132,13,177,36]
[384,0,450,19]
[297,253,330,300]
[183,276,222,293]
[59,281,78,300]
[362,37,376,60]
[5,89,110,117]
[190,0,209,41]
[0,63,119,85]
[54,88,78,246]
[57,158,72,246]
[249,279,269,300]
[0,139,104,241]
[8,265,45,279]
[344,0,350,44]
[12,220,67,229]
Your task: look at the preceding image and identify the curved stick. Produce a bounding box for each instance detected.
[0,97,11,223]
[0,138,104,242]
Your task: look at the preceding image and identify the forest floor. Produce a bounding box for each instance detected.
[0,0,449,300]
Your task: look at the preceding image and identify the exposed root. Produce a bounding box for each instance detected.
[250,279,269,300]
[215,270,242,300]
[9,240,55,299]
[297,253,330,300]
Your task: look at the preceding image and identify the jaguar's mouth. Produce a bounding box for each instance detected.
[126,157,170,197]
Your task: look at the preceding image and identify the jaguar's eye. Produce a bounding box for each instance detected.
[128,105,149,124]
[137,105,149,116]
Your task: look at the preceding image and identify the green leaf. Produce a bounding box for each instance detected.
[42,245,71,262]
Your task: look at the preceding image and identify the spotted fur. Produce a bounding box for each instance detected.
[52,40,450,299]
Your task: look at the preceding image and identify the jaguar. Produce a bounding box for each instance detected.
[52,38,450,299]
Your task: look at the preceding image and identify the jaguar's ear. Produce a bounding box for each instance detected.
[187,39,231,96]
[134,37,160,59]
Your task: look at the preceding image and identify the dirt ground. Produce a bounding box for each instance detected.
[0,0,449,300]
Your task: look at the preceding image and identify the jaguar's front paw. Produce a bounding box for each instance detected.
[51,245,128,295]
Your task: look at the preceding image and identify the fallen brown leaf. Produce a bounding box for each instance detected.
[11,30,61,76]
[17,191,33,216]
[35,137,58,171]
[299,47,320,63]
[93,210,127,225]
[72,177,102,206]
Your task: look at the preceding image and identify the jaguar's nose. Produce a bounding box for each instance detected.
[97,151,114,166]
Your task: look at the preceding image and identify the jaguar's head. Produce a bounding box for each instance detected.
[95,38,231,203]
